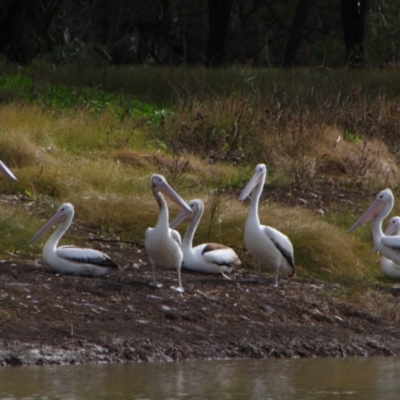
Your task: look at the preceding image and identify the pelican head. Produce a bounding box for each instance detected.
[384,216,400,236]
[150,174,192,214]
[169,199,202,229]
[347,189,394,233]
[0,160,17,181]
[238,163,267,201]
[29,203,74,243]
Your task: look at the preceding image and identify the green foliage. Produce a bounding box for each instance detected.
[0,73,168,123]
[343,130,362,144]
[0,73,33,103]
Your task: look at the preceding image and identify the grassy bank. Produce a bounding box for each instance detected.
[0,64,399,315]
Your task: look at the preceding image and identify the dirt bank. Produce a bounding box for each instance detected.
[1,241,400,367]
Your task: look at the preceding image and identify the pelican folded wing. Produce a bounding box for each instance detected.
[57,246,119,268]
[381,236,400,252]
[265,227,295,271]
[202,244,241,267]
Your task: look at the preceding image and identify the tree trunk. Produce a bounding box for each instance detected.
[341,0,369,67]
[282,0,312,68]
[206,0,232,66]
[160,0,173,64]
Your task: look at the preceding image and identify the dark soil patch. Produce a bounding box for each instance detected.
[1,241,400,367]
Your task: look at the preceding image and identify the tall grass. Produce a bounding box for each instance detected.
[0,64,399,289]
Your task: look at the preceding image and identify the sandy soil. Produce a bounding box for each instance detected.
[1,239,400,367]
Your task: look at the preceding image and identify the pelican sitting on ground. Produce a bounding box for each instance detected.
[0,160,17,181]
[375,216,400,279]
[145,174,192,293]
[169,199,241,279]
[348,189,400,265]
[238,164,295,287]
[29,203,119,276]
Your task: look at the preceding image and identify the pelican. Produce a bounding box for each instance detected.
[145,174,192,293]
[376,217,400,279]
[348,189,400,265]
[238,164,295,287]
[0,160,17,181]
[29,203,119,276]
[169,199,241,279]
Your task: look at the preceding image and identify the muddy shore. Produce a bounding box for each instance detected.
[1,242,400,367]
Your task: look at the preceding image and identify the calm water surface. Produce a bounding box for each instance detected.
[0,356,399,399]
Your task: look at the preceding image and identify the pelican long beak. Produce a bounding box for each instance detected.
[169,207,193,229]
[29,210,66,243]
[0,160,17,181]
[157,181,192,214]
[347,198,386,233]
[238,169,265,201]
[384,223,399,237]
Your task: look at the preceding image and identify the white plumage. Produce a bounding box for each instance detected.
[145,174,192,293]
[0,160,17,181]
[238,164,295,286]
[29,203,118,276]
[170,199,241,278]
[373,216,400,279]
[348,189,400,266]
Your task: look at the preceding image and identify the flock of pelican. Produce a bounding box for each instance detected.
[142,165,297,291]
[1,158,400,290]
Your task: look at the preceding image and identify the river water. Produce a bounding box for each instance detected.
[0,356,399,399]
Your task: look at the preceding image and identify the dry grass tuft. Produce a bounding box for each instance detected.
[111,149,154,169]
[245,203,377,283]
[0,104,56,168]
[0,203,36,252]
[344,283,400,321]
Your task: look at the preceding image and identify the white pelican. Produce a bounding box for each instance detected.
[145,174,192,293]
[348,189,400,265]
[376,216,400,279]
[0,160,17,181]
[238,164,295,287]
[169,199,241,279]
[29,203,119,276]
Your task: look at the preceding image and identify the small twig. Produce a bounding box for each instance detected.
[52,326,114,348]
[196,290,219,302]
[84,237,145,247]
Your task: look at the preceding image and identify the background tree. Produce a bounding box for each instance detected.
[0,0,61,63]
[282,0,312,67]
[0,0,398,69]
[340,0,369,66]
[206,0,233,66]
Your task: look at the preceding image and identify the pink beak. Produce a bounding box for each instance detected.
[170,207,193,229]
[238,168,265,201]
[347,198,386,233]
[29,210,66,243]
[156,179,192,214]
